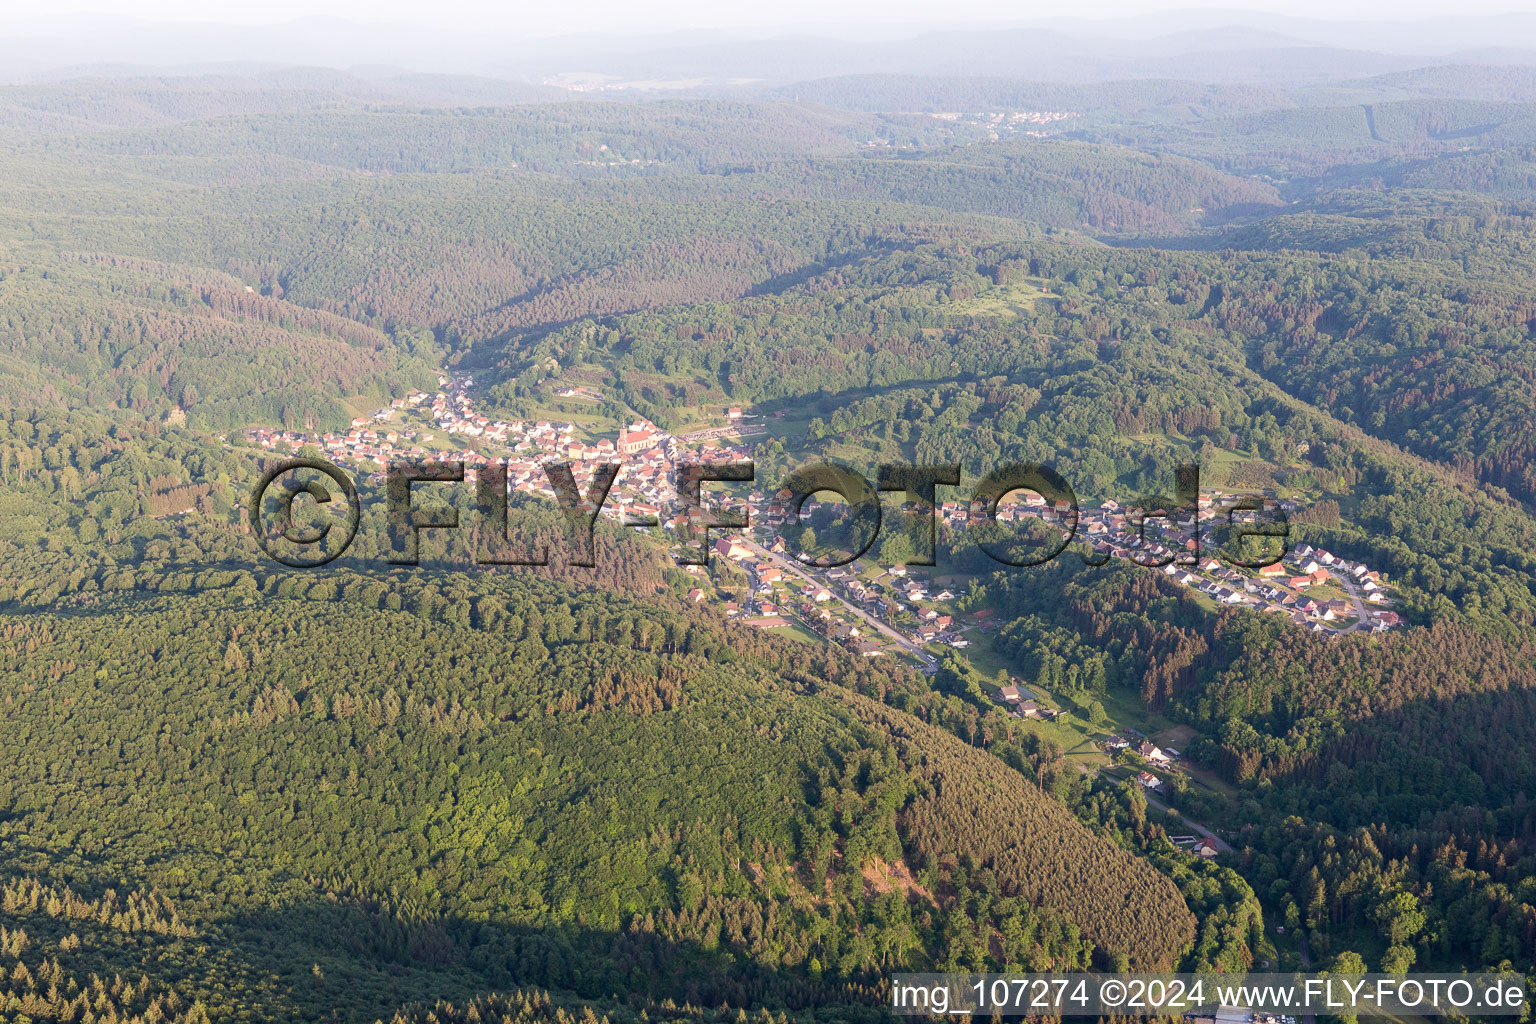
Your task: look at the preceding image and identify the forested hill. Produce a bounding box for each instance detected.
[776,68,1536,116]
[0,70,568,132]
[775,75,1299,119]
[0,253,438,427]
[0,574,1194,1022]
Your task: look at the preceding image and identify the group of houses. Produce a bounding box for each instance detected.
[995,683,1061,721]
[248,379,1401,643]
[247,375,755,534]
[930,491,1400,633]
[827,565,971,649]
[705,553,897,657]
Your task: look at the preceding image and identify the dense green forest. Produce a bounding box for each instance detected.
[2,63,1536,1021]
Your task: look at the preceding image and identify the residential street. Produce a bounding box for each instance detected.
[1327,568,1372,632]
[741,537,937,666]
[1075,761,1233,854]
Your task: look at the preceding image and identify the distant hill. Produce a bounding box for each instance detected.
[6,14,1536,90]
[773,75,1297,120]
[1357,64,1536,102]
[0,69,567,131]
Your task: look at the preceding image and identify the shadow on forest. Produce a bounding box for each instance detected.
[1249,687,1536,837]
[217,892,879,1024]
[747,377,971,429]
[458,239,919,364]
[743,240,922,300]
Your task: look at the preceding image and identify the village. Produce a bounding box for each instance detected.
[245,373,759,533]
[246,379,1401,669]
[929,108,1079,139]
[705,481,1399,667]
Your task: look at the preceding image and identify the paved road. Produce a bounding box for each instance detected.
[1219,564,1372,636]
[1328,570,1372,632]
[1075,761,1232,854]
[742,538,936,666]
[1142,786,1232,853]
[1298,935,1318,1024]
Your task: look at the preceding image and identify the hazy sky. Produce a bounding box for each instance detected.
[2,0,1531,36]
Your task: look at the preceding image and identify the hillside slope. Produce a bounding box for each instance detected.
[0,577,1194,1022]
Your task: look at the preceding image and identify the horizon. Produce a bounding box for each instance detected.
[5,5,1536,85]
[5,3,1536,39]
